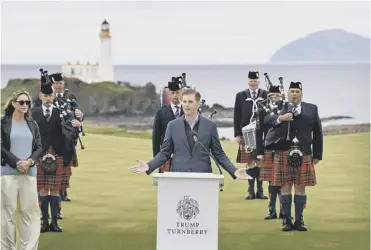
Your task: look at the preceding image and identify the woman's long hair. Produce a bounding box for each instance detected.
[3,90,32,118]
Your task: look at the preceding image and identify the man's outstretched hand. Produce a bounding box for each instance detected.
[129,160,149,173]
[234,168,253,180]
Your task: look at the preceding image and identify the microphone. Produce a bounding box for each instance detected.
[190,131,224,191]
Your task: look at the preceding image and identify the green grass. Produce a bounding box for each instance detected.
[83,126,152,139]
[38,132,370,250]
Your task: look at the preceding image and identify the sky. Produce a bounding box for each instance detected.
[1,0,370,65]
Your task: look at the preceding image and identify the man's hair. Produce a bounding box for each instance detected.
[182,88,201,102]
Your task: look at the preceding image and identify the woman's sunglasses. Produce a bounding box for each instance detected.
[16,100,31,106]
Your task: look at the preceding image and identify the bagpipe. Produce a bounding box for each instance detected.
[242,72,292,152]
[39,68,85,150]
[262,72,294,142]
[262,73,302,167]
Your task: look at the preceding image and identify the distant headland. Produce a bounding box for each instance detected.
[269,29,370,63]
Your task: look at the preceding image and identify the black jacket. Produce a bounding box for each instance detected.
[152,104,184,157]
[32,94,85,122]
[233,89,267,137]
[1,115,42,168]
[264,102,323,160]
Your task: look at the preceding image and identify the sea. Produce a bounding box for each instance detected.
[1,63,370,139]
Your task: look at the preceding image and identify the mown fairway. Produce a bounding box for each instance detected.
[38,132,370,250]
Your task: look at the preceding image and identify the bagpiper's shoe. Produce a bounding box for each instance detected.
[62,196,71,202]
[293,219,307,231]
[49,217,63,232]
[61,189,72,202]
[58,209,63,220]
[40,218,49,233]
[281,217,293,231]
[255,190,268,199]
[245,189,255,200]
[264,210,277,220]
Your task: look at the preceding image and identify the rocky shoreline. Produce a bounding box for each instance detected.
[82,116,370,137]
[322,123,370,136]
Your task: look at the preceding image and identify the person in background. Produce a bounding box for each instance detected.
[152,80,184,173]
[233,71,268,200]
[264,81,323,231]
[1,90,42,250]
[256,85,284,220]
[32,78,81,233]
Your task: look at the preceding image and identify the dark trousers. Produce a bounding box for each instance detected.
[246,167,263,192]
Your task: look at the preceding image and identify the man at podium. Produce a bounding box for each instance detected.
[129,89,251,181]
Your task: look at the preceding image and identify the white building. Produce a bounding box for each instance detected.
[62,20,115,83]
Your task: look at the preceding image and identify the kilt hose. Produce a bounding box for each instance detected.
[258,150,275,182]
[159,160,171,173]
[236,140,256,167]
[37,147,70,190]
[272,150,316,187]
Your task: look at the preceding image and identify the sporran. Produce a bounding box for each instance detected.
[41,153,57,174]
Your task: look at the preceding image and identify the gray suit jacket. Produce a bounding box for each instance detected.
[146,116,237,179]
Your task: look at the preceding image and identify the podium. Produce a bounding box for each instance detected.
[152,172,224,250]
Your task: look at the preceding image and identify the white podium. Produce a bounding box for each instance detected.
[152,172,224,250]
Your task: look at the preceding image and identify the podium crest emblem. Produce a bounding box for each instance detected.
[176,196,200,221]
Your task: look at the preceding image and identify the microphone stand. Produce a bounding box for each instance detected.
[191,134,224,192]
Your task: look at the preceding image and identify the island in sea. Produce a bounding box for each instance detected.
[269,29,370,63]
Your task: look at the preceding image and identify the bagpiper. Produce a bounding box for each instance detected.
[256,85,284,219]
[152,80,183,173]
[32,77,81,233]
[264,81,323,231]
[51,73,84,202]
[233,71,268,200]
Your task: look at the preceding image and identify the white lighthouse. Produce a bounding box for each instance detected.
[98,19,114,82]
[62,20,115,83]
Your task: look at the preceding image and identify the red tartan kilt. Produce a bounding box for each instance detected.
[271,150,316,187]
[159,160,171,173]
[236,140,256,166]
[259,150,275,181]
[61,165,71,188]
[37,152,66,190]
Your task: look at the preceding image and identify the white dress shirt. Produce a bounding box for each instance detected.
[170,103,182,117]
[185,114,199,130]
[249,88,259,98]
[293,103,302,115]
[42,104,54,117]
[277,102,302,123]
